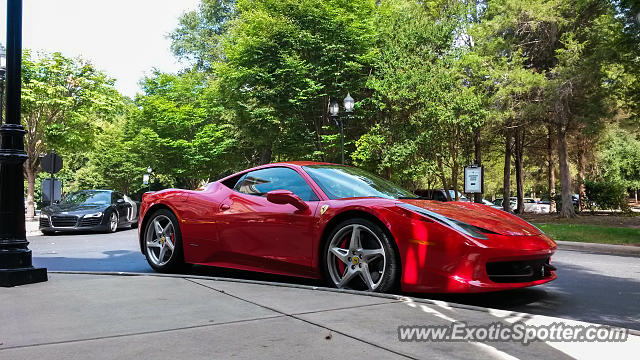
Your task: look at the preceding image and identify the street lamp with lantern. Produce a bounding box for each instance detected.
[143,166,153,192]
[329,93,355,165]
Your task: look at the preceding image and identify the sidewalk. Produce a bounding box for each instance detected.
[1,273,638,359]
[25,219,40,237]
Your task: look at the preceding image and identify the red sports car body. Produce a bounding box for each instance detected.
[138,162,557,293]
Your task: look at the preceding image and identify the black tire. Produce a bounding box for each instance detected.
[142,208,185,273]
[107,211,118,233]
[322,218,399,293]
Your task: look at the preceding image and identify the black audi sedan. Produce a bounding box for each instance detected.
[39,190,139,235]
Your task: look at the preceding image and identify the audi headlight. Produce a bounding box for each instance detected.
[397,203,489,240]
[84,212,103,218]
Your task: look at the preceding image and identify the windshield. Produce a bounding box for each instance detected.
[63,191,111,205]
[449,190,467,200]
[302,165,419,200]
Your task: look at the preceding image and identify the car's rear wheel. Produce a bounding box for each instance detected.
[323,218,399,293]
[143,209,184,272]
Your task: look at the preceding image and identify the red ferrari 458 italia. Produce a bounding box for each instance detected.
[138,162,557,293]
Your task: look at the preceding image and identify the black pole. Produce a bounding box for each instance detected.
[340,120,344,165]
[0,0,47,286]
[0,65,5,125]
[50,149,55,206]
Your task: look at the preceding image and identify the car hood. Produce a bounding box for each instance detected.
[399,199,542,236]
[42,203,107,215]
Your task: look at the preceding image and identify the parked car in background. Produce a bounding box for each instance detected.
[39,190,139,235]
[493,197,550,214]
[540,193,579,212]
[414,189,468,202]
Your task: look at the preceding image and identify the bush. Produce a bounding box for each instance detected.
[584,180,630,212]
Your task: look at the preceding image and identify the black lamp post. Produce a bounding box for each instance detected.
[0,0,48,286]
[329,93,355,165]
[0,47,5,125]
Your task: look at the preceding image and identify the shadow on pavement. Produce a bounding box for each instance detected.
[408,261,640,331]
[32,250,639,330]
[33,250,152,273]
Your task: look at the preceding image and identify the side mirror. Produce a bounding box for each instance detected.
[266,190,309,212]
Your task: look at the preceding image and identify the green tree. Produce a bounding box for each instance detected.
[354,0,485,195]
[133,70,237,189]
[21,50,121,218]
[216,0,378,164]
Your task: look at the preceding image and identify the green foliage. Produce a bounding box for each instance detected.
[23,0,640,205]
[584,179,630,211]
[217,0,378,163]
[132,71,237,188]
[597,128,640,191]
[353,0,485,190]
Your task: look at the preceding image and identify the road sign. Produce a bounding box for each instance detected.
[42,178,62,204]
[464,165,483,194]
[41,150,63,174]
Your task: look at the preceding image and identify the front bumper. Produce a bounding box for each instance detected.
[394,216,558,293]
[39,215,110,232]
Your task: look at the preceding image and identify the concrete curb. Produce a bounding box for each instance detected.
[556,241,640,257]
[49,270,640,337]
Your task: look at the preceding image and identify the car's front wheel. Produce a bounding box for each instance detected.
[143,209,184,272]
[323,218,399,292]
[108,212,118,233]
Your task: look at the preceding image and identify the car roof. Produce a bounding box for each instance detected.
[271,161,339,166]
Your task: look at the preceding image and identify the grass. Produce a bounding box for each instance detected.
[534,223,640,245]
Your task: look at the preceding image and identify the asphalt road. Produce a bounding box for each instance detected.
[29,229,640,331]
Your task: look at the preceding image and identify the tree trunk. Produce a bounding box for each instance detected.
[473,127,483,203]
[547,124,556,213]
[557,124,575,218]
[451,156,459,201]
[577,136,587,212]
[259,147,272,165]
[449,129,460,201]
[514,127,525,214]
[503,128,512,212]
[25,164,36,221]
[436,156,451,201]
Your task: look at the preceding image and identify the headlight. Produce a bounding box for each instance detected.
[41,214,49,219]
[397,203,489,240]
[84,212,103,218]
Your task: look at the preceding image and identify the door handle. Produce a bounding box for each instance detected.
[220,204,230,211]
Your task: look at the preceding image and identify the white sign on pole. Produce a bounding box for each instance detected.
[464,166,483,194]
[143,174,150,185]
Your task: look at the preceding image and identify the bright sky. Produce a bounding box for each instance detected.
[0,0,200,97]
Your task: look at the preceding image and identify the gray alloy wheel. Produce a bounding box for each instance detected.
[324,218,398,292]
[143,209,185,272]
[109,212,118,233]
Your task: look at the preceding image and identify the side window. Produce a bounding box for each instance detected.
[433,191,447,202]
[234,167,319,201]
[112,192,124,204]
